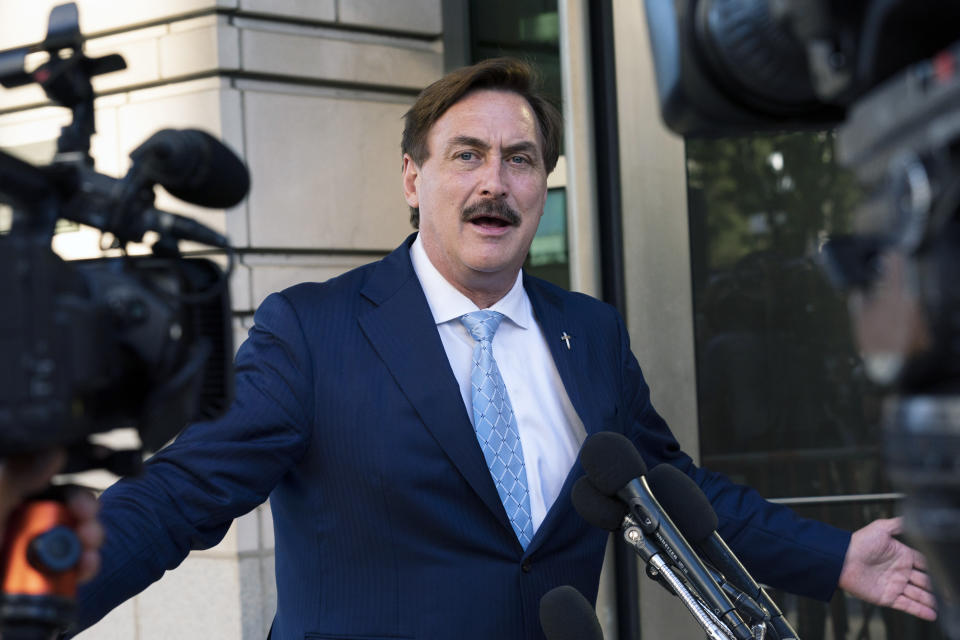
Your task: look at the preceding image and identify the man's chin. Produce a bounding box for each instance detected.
[463,250,527,278]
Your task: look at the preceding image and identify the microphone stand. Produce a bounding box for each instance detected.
[620,515,765,640]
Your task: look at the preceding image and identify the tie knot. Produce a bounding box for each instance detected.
[460,310,504,343]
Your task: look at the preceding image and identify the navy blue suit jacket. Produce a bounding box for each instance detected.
[76,235,850,639]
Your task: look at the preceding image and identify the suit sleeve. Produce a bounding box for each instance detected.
[73,291,316,631]
[611,307,851,602]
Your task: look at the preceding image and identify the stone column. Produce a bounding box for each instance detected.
[0,2,443,637]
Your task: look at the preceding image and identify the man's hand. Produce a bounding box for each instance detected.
[0,451,104,583]
[839,516,938,621]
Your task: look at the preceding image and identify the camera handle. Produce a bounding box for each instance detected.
[0,486,84,640]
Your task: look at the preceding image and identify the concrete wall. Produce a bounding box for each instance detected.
[611,1,702,639]
[0,2,443,637]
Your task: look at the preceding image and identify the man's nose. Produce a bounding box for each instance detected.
[478,158,508,199]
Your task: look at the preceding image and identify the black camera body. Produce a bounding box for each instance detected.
[647,0,960,136]
[0,3,241,470]
[644,0,960,635]
[0,4,244,634]
[0,242,233,457]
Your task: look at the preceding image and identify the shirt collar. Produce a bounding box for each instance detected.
[410,233,531,329]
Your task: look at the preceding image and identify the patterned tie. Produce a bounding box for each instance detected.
[460,310,533,549]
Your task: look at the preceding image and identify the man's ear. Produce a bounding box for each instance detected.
[402,154,420,209]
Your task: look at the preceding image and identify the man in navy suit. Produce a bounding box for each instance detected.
[73,58,936,639]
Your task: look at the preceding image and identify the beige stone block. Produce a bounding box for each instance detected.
[74,598,137,639]
[238,555,268,637]
[135,555,242,640]
[260,552,278,626]
[0,84,47,112]
[89,102,124,178]
[235,507,261,552]
[240,0,336,22]
[338,0,443,35]
[0,1,237,49]
[169,14,219,32]
[259,500,275,550]
[119,79,231,146]
[0,106,69,153]
[86,27,165,94]
[233,316,253,357]
[242,90,413,251]
[0,94,120,176]
[193,518,240,557]
[160,18,241,79]
[230,260,254,313]
[240,26,442,91]
[245,254,385,308]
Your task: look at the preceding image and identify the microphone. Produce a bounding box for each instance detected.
[129,129,250,209]
[140,208,229,248]
[572,476,677,593]
[647,463,800,640]
[539,585,604,640]
[573,474,767,623]
[572,476,751,640]
[579,432,754,640]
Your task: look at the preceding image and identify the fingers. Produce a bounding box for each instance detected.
[892,566,939,622]
[903,581,938,611]
[912,548,929,572]
[66,488,104,584]
[909,565,933,591]
[884,516,904,536]
[76,547,102,584]
[893,593,938,622]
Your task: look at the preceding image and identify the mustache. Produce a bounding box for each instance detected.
[461,199,521,226]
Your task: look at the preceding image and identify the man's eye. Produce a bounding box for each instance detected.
[458,151,475,161]
[509,155,529,165]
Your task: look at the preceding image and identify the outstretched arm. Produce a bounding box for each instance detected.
[839,516,938,621]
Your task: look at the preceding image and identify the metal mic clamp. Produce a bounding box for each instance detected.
[620,515,738,640]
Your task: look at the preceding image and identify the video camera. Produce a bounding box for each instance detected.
[0,3,244,636]
[644,0,960,636]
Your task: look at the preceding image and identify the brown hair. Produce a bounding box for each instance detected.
[402,57,562,228]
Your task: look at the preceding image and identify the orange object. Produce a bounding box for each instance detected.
[1,500,77,598]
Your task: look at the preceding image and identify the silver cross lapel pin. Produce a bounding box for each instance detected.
[560,332,573,350]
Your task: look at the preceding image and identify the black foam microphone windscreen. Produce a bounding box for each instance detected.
[646,463,718,541]
[572,476,629,531]
[539,585,604,640]
[130,129,250,208]
[578,431,647,496]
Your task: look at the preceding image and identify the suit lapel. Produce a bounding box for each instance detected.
[358,237,512,535]
[524,277,605,552]
[524,276,605,439]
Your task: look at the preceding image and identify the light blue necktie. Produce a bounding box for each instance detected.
[460,310,533,549]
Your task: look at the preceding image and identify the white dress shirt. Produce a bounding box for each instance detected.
[410,236,587,532]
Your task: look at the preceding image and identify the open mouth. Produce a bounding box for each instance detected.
[469,215,512,228]
[462,200,520,228]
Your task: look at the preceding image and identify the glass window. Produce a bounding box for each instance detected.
[526,187,568,289]
[688,132,944,639]
[469,0,562,118]
[689,132,878,498]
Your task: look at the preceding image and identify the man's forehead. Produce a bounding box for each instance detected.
[428,89,542,149]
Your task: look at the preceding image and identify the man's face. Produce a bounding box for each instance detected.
[403,89,548,299]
